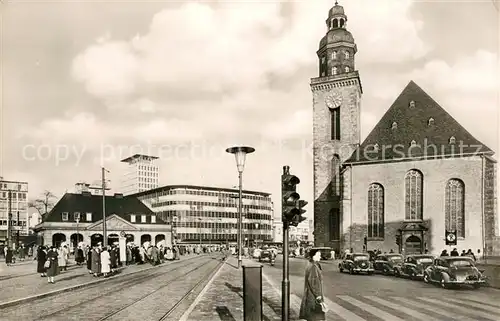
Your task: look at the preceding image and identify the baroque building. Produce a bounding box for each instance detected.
[312,2,498,256]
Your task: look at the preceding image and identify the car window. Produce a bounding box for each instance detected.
[449,259,473,267]
[416,257,433,264]
[345,254,352,260]
[388,256,402,263]
[354,255,369,261]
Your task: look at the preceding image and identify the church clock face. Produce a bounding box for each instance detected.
[325,92,343,108]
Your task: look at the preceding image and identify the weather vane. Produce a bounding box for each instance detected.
[335,0,339,5]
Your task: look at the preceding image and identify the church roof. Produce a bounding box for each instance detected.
[345,81,493,164]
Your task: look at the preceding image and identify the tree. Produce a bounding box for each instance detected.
[29,190,57,221]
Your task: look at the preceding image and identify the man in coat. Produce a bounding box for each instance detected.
[37,246,47,276]
[299,249,326,321]
[91,245,101,277]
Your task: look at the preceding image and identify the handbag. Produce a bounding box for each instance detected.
[44,260,50,268]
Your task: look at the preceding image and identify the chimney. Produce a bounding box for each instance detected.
[114,193,124,198]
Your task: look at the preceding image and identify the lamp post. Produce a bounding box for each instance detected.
[226,146,255,269]
[255,223,259,247]
[102,167,110,247]
[198,217,203,246]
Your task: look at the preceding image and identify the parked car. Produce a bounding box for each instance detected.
[339,253,374,274]
[252,248,262,259]
[395,254,434,279]
[306,247,333,260]
[373,254,404,275]
[423,256,487,289]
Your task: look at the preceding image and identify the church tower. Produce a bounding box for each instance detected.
[311,1,362,251]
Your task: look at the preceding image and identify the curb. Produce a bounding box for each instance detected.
[0,255,207,309]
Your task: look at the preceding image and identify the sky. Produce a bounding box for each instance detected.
[1,0,499,222]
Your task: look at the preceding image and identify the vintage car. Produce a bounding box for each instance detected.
[259,249,274,263]
[394,254,434,279]
[305,247,333,260]
[423,256,487,289]
[339,253,374,274]
[373,253,404,275]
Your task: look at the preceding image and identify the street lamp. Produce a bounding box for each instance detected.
[226,146,255,269]
[198,217,203,246]
[255,223,259,247]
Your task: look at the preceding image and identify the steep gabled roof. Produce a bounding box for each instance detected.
[44,193,165,224]
[345,81,493,164]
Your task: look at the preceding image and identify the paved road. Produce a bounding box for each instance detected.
[1,255,223,321]
[262,256,500,321]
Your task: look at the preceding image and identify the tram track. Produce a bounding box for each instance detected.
[98,257,224,321]
[1,255,213,321]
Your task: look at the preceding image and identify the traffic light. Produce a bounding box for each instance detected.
[281,166,307,227]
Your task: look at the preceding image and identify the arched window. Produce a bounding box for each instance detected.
[405,170,423,221]
[391,122,397,130]
[332,51,337,59]
[345,66,350,73]
[428,118,435,126]
[445,179,465,238]
[333,19,339,28]
[449,136,456,144]
[331,155,341,197]
[344,51,349,59]
[332,67,338,75]
[409,100,416,108]
[340,19,345,28]
[368,183,384,238]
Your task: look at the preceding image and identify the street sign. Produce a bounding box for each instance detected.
[445,230,457,245]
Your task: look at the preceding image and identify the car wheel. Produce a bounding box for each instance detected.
[349,268,354,275]
[423,273,430,283]
[473,284,480,289]
[339,266,343,273]
[440,279,448,289]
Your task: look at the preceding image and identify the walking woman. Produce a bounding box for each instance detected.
[100,247,111,277]
[87,246,92,273]
[46,246,59,284]
[299,248,326,321]
[37,246,47,277]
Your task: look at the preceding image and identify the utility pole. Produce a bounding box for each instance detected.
[102,167,108,247]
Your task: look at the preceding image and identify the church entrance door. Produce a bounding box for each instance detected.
[405,235,422,255]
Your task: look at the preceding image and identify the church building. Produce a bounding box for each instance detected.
[312,2,498,256]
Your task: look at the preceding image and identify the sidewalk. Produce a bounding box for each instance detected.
[0,254,198,307]
[184,257,299,321]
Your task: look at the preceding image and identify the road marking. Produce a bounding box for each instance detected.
[459,295,500,308]
[442,297,500,315]
[417,297,498,321]
[337,296,404,321]
[391,297,475,321]
[178,260,226,321]
[322,297,366,321]
[365,296,440,321]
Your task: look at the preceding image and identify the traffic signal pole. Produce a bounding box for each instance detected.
[282,220,290,321]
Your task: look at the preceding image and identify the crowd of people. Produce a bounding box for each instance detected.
[440,248,480,260]
[1,244,32,265]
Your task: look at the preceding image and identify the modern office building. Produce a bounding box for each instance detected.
[132,185,273,245]
[120,154,160,195]
[0,177,29,247]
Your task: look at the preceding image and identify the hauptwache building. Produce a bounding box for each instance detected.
[313,3,498,256]
[132,185,273,245]
[34,191,172,247]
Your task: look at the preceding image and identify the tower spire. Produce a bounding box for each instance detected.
[335,0,338,5]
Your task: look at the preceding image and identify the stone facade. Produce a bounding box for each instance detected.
[484,156,498,255]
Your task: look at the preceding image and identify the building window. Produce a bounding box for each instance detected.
[368,183,384,238]
[141,215,146,223]
[329,208,340,241]
[131,214,136,223]
[445,179,465,238]
[62,212,68,221]
[331,155,341,197]
[86,212,92,221]
[428,118,435,126]
[345,66,350,72]
[410,140,417,146]
[331,107,340,140]
[344,51,349,59]
[449,136,456,144]
[332,51,337,59]
[373,144,379,152]
[409,100,415,108]
[151,216,156,223]
[332,67,337,75]
[74,212,80,221]
[405,170,423,221]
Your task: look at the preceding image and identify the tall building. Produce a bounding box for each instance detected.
[0,177,29,247]
[120,154,160,195]
[312,2,498,255]
[132,185,273,245]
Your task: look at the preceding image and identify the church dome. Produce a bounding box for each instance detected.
[319,28,355,48]
[329,4,345,17]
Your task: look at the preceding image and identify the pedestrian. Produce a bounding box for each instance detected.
[460,250,466,256]
[75,246,85,265]
[100,247,111,277]
[18,245,26,261]
[87,246,93,273]
[91,245,101,277]
[109,246,117,270]
[37,246,47,276]
[46,246,59,284]
[299,248,326,321]
[5,247,13,266]
[466,249,476,261]
[450,248,459,256]
[440,249,449,257]
[57,246,67,272]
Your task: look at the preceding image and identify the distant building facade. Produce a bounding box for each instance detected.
[132,185,273,245]
[34,191,171,247]
[0,177,29,246]
[120,154,160,195]
[272,221,310,244]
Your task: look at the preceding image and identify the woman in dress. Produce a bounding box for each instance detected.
[91,246,101,277]
[75,246,85,265]
[100,247,111,277]
[299,248,326,321]
[46,246,59,284]
[37,246,47,276]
